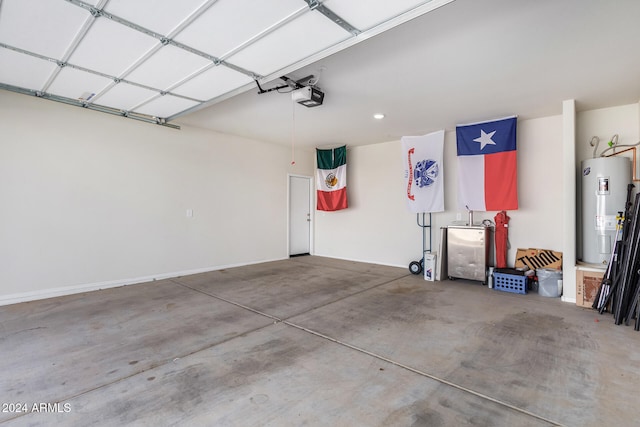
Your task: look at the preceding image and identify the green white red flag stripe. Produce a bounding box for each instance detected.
[316,145,347,211]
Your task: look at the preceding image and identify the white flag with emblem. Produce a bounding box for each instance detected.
[401,130,445,213]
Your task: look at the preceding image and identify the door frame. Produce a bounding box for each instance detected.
[287,174,314,256]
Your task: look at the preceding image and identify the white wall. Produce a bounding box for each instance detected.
[577,104,640,163]
[0,91,313,304]
[314,103,640,305]
[315,115,565,271]
[563,100,577,303]
[3,89,638,307]
[313,140,423,266]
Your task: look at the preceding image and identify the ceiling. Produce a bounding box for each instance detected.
[0,0,453,127]
[2,0,640,148]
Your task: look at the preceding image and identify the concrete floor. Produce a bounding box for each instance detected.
[1,256,638,426]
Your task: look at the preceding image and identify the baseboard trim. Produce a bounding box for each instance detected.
[311,253,406,269]
[0,257,286,307]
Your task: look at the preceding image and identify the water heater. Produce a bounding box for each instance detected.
[581,157,632,265]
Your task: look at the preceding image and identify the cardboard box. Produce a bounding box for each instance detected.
[576,268,605,308]
[515,248,562,270]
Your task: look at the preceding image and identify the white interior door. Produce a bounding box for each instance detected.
[289,175,311,256]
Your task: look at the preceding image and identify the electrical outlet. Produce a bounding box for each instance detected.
[456,212,461,221]
[186,209,193,218]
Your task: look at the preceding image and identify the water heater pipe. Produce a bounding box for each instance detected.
[605,146,640,182]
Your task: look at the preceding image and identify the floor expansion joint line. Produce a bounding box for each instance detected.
[0,322,277,425]
[300,275,412,316]
[169,278,564,425]
[171,275,408,325]
[283,320,566,427]
[171,279,284,323]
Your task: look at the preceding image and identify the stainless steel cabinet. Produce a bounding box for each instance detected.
[447,226,489,283]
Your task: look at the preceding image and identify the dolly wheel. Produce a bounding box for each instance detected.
[409,261,423,275]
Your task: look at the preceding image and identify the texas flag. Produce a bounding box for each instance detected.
[456,116,518,211]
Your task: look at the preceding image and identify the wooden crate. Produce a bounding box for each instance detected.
[576,268,605,308]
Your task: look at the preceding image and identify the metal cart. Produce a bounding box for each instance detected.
[409,213,432,275]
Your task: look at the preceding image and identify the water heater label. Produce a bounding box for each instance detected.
[597,177,610,195]
[596,215,616,231]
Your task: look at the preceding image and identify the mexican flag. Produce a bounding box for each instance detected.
[316,145,347,211]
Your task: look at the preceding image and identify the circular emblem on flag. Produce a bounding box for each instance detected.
[325,172,338,188]
[414,159,439,188]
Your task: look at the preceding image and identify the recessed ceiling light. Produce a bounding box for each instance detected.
[373,113,385,119]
